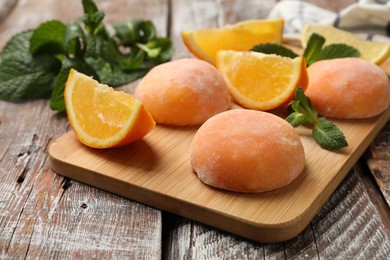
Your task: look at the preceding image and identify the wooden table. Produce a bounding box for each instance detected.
[1,0,390,258]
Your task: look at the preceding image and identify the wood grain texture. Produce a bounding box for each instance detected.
[164,0,390,257]
[48,103,390,243]
[1,0,390,258]
[162,165,390,259]
[311,163,390,258]
[0,0,166,258]
[0,0,17,23]
[365,121,390,207]
[0,100,162,258]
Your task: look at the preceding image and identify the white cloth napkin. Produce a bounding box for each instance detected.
[268,0,390,42]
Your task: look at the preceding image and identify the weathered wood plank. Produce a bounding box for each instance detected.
[365,121,390,207]
[0,0,17,23]
[1,0,389,258]
[163,0,390,258]
[0,99,162,258]
[311,162,390,258]
[162,165,390,259]
[0,0,168,258]
[21,168,161,258]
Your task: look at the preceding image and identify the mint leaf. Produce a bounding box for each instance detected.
[109,66,147,86]
[50,66,72,112]
[137,37,174,64]
[286,87,348,151]
[303,33,360,66]
[150,38,174,64]
[1,31,32,60]
[313,118,348,150]
[251,43,298,58]
[285,112,310,127]
[0,53,60,101]
[80,0,105,34]
[114,19,156,44]
[116,47,146,70]
[113,19,173,66]
[85,56,113,83]
[303,33,325,66]
[0,0,173,112]
[83,32,112,63]
[286,87,316,126]
[82,0,99,14]
[29,20,67,56]
[0,31,61,101]
[316,43,360,61]
[290,87,318,123]
[64,20,85,58]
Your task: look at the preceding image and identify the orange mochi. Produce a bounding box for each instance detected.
[190,109,305,193]
[305,58,390,119]
[134,58,231,126]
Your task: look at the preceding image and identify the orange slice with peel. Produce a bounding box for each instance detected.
[182,19,284,66]
[64,69,155,149]
[216,51,308,111]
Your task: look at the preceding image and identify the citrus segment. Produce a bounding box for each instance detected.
[64,69,155,149]
[216,51,308,110]
[182,19,284,66]
[301,24,390,64]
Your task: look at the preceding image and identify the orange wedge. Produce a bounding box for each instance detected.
[64,69,155,149]
[216,51,308,110]
[182,19,284,66]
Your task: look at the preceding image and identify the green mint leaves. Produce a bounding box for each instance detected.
[0,31,61,101]
[251,43,298,59]
[251,33,360,66]
[286,87,348,150]
[80,0,105,34]
[0,0,173,112]
[29,20,67,56]
[303,33,360,66]
[313,118,348,150]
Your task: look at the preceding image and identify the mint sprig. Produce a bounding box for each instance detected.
[0,31,61,101]
[286,87,348,150]
[251,33,360,66]
[251,43,298,59]
[303,33,360,66]
[0,0,173,112]
[80,0,105,34]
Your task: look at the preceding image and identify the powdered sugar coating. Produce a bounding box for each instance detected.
[190,109,305,193]
[134,58,231,126]
[306,58,390,119]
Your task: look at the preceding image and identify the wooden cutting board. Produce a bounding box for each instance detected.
[48,104,390,243]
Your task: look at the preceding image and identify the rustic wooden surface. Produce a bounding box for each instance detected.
[0,0,390,258]
[47,106,390,243]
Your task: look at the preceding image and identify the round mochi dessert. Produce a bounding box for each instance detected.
[190,109,305,193]
[134,58,231,126]
[305,57,390,119]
